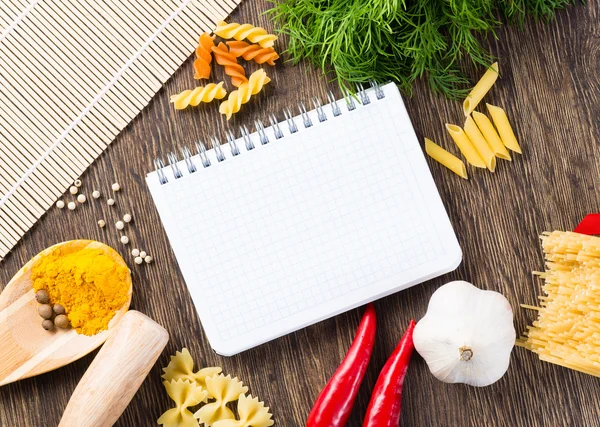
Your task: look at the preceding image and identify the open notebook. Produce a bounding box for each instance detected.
[146,83,461,355]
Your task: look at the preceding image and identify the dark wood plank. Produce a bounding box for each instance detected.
[1,1,600,426]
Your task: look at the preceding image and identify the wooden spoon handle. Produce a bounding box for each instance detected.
[59,310,169,427]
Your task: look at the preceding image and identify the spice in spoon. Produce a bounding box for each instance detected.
[32,246,130,335]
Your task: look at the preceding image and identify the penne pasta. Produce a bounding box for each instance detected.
[486,103,522,154]
[472,111,511,161]
[464,115,496,172]
[445,124,486,169]
[463,62,499,116]
[424,138,468,179]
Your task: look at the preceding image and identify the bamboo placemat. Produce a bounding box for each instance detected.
[0,0,241,261]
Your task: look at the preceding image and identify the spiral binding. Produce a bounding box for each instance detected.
[254,119,269,145]
[312,98,327,122]
[283,108,298,133]
[268,113,284,139]
[154,81,386,184]
[167,152,182,179]
[226,130,241,156]
[196,141,211,168]
[240,125,254,150]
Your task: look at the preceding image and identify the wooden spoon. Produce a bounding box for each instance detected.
[0,240,132,386]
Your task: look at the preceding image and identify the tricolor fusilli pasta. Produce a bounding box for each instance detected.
[170,82,227,110]
[226,41,279,66]
[215,21,277,48]
[212,42,248,87]
[193,32,215,80]
[219,69,271,120]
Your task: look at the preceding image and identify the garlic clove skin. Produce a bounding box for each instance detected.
[413,280,516,387]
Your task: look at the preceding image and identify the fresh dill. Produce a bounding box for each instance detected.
[268,0,577,99]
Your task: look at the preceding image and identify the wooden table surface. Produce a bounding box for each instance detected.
[1,1,599,426]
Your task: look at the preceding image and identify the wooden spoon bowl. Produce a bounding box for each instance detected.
[0,240,132,386]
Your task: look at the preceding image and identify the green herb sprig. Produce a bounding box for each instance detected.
[269,0,577,99]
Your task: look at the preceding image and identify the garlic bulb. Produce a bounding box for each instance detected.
[413,280,515,387]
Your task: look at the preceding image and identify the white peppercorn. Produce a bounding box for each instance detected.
[69,186,78,195]
[92,190,100,199]
[116,221,124,230]
[77,194,86,203]
[74,179,82,187]
[139,251,147,258]
[56,200,65,209]
[98,219,106,228]
[121,235,129,244]
[112,182,121,192]
[131,248,140,257]
[107,198,115,206]
[144,255,153,264]
[123,213,132,223]
[134,256,143,265]
[67,202,76,210]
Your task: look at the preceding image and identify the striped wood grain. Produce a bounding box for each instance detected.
[0,0,241,261]
[1,1,600,426]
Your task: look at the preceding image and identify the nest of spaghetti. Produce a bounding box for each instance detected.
[518,231,600,377]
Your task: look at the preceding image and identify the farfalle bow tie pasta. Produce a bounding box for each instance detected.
[158,348,274,426]
[157,379,208,427]
[213,394,274,427]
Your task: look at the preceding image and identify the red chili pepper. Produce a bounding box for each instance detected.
[362,319,416,427]
[574,214,600,235]
[306,303,377,427]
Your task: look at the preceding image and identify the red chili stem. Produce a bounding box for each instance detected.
[574,214,600,235]
[306,303,377,427]
[362,319,416,427]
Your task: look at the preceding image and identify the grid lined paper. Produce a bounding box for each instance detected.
[147,83,462,355]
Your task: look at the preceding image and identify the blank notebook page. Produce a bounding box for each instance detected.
[147,83,461,355]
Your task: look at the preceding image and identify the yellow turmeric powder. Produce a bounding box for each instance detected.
[31,246,130,336]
